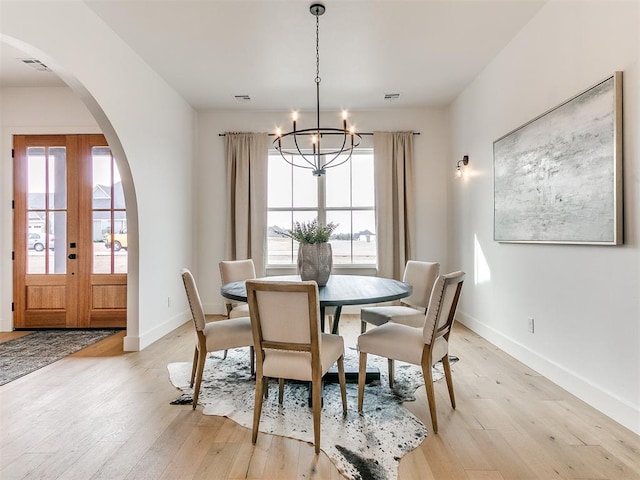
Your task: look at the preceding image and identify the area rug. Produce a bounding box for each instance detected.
[0,329,120,386]
[168,347,457,480]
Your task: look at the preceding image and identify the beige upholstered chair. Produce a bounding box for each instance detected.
[181,268,254,410]
[360,261,440,333]
[357,271,465,433]
[246,280,347,455]
[219,259,257,319]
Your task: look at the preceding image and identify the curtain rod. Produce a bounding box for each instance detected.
[218,132,420,137]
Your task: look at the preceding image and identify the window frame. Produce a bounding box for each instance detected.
[266,148,376,271]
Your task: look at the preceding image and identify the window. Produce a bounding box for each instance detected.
[267,150,376,266]
[92,147,127,274]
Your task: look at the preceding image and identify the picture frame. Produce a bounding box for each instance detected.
[493,71,623,245]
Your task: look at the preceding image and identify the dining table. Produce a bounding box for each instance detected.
[220,274,412,335]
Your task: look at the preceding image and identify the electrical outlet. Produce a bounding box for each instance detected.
[527,317,535,333]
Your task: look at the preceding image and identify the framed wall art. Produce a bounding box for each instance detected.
[493,71,623,245]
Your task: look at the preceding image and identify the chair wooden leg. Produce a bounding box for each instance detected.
[250,346,255,376]
[421,359,438,433]
[442,354,456,409]
[192,348,207,410]
[360,320,367,334]
[311,378,322,454]
[388,358,395,388]
[252,372,265,445]
[263,377,269,398]
[222,349,228,360]
[189,345,198,388]
[358,352,367,412]
[278,378,285,405]
[337,355,347,414]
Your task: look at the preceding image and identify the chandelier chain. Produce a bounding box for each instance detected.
[315,15,321,84]
[272,3,363,176]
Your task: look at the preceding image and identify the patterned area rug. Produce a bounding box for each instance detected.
[168,347,457,480]
[0,329,120,386]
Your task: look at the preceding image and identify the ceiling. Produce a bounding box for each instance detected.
[0,0,546,111]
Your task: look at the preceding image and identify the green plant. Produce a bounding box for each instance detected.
[284,219,338,244]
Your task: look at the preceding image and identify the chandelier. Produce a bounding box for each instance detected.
[274,3,362,176]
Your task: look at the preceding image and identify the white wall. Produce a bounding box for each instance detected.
[448,0,639,433]
[195,108,450,313]
[1,2,196,350]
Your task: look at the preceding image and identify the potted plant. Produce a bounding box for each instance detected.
[284,219,338,286]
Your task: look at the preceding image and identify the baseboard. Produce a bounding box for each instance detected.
[457,310,640,435]
[129,310,191,351]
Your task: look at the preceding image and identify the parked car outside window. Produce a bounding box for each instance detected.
[28,233,55,251]
[104,228,128,252]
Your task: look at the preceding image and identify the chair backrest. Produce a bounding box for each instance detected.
[246,280,321,362]
[181,268,206,332]
[422,271,465,345]
[401,261,440,310]
[219,259,256,285]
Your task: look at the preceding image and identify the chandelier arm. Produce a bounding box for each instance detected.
[322,148,354,170]
[277,149,315,170]
[292,132,319,170]
[320,131,350,169]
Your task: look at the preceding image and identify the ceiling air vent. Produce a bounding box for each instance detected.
[234,95,251,102]
[20,58,51,72]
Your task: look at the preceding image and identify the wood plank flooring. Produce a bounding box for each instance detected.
[1,316,638,479]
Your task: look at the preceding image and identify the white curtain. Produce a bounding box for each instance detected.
[373,131,416,279]
[224,132,269,276]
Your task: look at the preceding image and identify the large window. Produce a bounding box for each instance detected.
[267,150,376,266]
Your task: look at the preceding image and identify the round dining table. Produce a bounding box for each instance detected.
[220,274,412,334]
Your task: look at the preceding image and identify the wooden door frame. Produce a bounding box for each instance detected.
[13,134,127,329]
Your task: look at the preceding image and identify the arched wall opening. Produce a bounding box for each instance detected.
[0,37,141,344]
[1,1,195,352]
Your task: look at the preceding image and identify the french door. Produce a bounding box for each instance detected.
[13,134,127,328]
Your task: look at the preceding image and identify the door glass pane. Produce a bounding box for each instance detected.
[27,223,46,274]
[93,212,111,274]
[48,147,67,209]
[26,146,67,274]
[92,147,127,274]
[27,148,45,209]
[49,211,66,274]
[27,213,65,274]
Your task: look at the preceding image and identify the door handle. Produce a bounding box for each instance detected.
[68,253,77,260]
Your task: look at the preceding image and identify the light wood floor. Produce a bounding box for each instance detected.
[1,316,638,480]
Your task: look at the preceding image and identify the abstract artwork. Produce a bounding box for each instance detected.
[493,72,623,244]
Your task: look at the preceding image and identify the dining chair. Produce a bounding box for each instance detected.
[357,271,465,433]
[219,259,257,370]
[360,261,440,333]
[246,279,347,454]
[219,259,257,319]
[181,268,254,409]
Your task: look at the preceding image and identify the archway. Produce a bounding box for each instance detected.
[0,37,140,347]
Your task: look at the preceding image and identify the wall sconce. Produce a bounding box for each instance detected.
[456,155,469,177]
